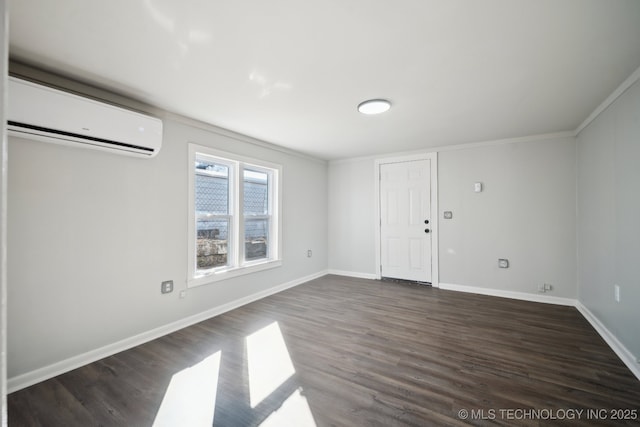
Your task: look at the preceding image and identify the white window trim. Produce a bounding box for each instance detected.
[188,143,283,288]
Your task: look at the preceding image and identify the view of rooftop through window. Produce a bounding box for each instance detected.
[244,169,270,261]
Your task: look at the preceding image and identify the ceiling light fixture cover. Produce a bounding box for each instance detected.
[358,99,391,115]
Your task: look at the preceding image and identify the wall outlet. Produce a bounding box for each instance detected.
[307,249,313,258]
[538,283,553,293]
[614,284,620,303]
[444,211,453,219]
[498,259,509,268]
[161,280,174,294]
[179,290,187,299]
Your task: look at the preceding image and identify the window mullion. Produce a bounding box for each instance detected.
[236,163,245,267]
[196,214,231,220]
[268,170,276,260]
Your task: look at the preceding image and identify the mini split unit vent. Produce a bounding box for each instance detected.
[8,76,163,158]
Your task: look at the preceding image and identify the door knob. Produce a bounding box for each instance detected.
[424,229,430,233]
[424,219,429,224]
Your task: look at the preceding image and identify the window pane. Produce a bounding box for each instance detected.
[197,219,229,270]
[245,218,268,261]
[244,169,268,215]
[195,160,229,215]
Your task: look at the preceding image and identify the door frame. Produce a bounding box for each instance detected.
[374,152,439,287]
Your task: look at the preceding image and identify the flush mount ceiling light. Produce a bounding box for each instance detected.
[357,99,391,115]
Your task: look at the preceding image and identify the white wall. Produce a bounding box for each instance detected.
[328,159,376,276]
[439,138,576,297]
[328,136,577,298]
[7,76,328,380]
[577,79,640,361]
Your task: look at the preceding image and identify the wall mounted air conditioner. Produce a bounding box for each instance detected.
[8,76,163,158]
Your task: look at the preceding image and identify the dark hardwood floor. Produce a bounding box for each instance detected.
[8,275,640,426]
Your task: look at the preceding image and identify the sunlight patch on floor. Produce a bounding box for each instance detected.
[153,351,221,427]
[259,387,317,427]
[246,321,296,408]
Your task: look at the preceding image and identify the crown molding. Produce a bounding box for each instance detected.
[575,64,640,137]
[329,131,574,165]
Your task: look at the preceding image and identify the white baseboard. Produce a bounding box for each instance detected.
[438,282,577,306]
[327,269,378,280]
[8,270,329,393]
[575,302,640,381]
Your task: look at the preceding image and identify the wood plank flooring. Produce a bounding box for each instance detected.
[8,275,640,426]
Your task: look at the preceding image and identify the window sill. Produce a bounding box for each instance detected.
[187,259,283,288]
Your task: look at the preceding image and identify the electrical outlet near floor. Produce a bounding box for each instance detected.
[538,283,553,293]
[161,280,174,294]
[307,249,313,258]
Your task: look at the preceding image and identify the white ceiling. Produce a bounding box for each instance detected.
[9,0,640,160]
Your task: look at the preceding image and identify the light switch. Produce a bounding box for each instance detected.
[474,182,483,193]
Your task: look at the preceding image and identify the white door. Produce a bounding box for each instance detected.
[380,160,432,282]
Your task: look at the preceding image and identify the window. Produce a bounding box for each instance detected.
[188,144,282,287]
